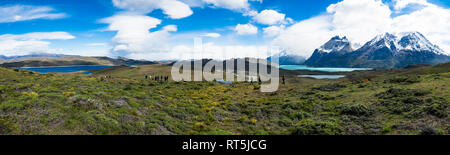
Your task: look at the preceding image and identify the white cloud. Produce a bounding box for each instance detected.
[159,0,194,19]
[169,43,270,60]
[100,15,178,59]
[273,16,333,57]
[284,17,294,25]
[0,32,75,56]
[0,32,75,41]
[203,0,250,11]
[0,5,67,23]
[326,0,392,44]
[273,0,450,57]
[263,25,285,37]
[162,24,178,31]
[180,0,254,12]
[104,0,198,60]
[235,23,258,35]
[201,33,221,38]
[393,0,429,10]
[112,0,193,19]
[253,9,286,25]
[243,10,258,16]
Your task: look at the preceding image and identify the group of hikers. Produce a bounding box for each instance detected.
[145,75,169,82]
[142,74,286,84]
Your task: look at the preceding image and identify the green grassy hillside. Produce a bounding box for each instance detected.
[0,63,448,135]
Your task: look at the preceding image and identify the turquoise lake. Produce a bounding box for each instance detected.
[298,75,346,79]
[279,65,372,72]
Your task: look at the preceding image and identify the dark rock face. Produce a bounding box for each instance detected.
[304,36,353,67]
[304,32,450,68]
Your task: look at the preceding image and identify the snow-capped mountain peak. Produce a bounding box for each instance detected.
[305,31,449,68]
[367,32,397,49]
[365,32,446,55]
[317,36,352,53]
[396,32,445,54]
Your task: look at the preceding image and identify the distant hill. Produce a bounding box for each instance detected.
[0,53,77,62]
[0,55,157,68]
[304,32,450,68]
[92,56,157,66]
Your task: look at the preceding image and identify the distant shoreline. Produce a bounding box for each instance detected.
[17,65,116,69]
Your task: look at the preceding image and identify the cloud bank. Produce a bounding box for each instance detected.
[235,23,258,35]
[253,10,286,25]
[104,0,257,60]
[0,5,67,23]
[0,32,75,56]
[100,15,178,60]
[112,0,193,19]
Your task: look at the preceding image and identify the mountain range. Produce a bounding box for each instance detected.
[0,53,76,62]
[273,32,450,68]
[0,54,157,68]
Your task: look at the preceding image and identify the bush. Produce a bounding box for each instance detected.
[386,76,420,84]
[424,104,447,118]
[0,119,17,134]
[0,100,29,111]
[22,92,39,98]
[278,117,293,127]
[312,84,346,92]
[291,111,311,120]
[419,126,441,135]
[338,104,373,116]
[290,120,343,135]
[376,88,430,99]
[204,129,234,135]
[402,97,423,105]
[83,111,120,134]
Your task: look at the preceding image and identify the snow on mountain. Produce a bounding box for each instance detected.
[305,32,449,68]
[365,32,446,55]
[396,32,446,55]
[317,36,353,54]
[303,36,354,67]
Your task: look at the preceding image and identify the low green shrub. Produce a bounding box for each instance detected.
[338,103,373,116]
[376,88,430,99]
[290,119,343,135]
[312,84,346,92]
[386,76,421,84]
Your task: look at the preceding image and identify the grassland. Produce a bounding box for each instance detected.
[0,63,448,135]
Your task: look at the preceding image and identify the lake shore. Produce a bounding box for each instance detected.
[17,64,116,69]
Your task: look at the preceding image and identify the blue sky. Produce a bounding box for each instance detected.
[0,0,449,60]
